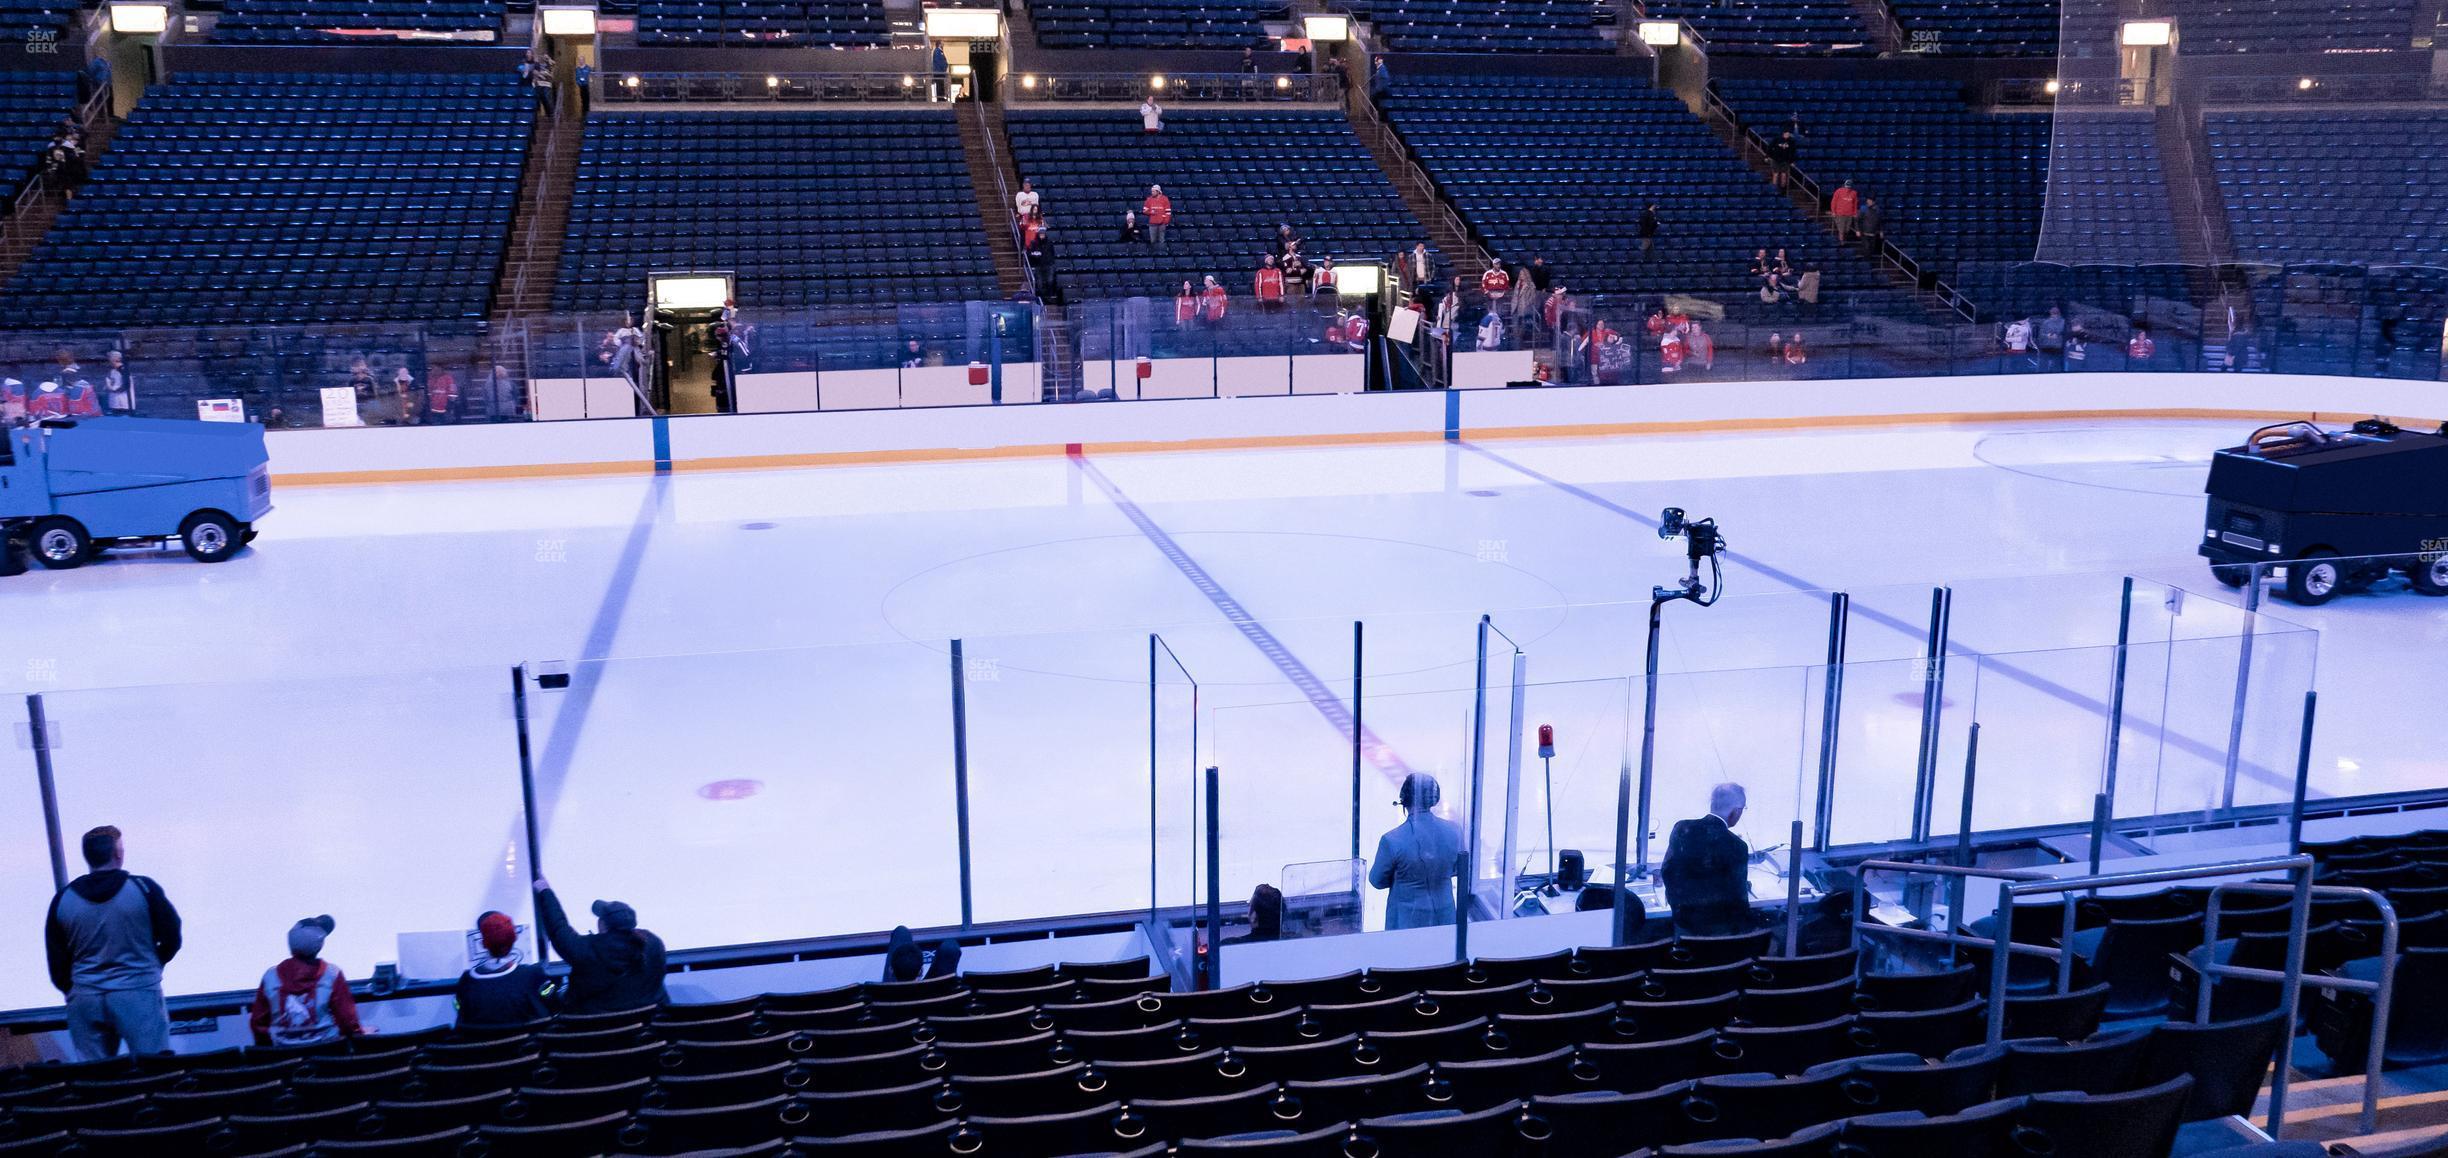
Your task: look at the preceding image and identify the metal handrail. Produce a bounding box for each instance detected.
[1351,84,1484,274]
[599,72,936,105]
[2196,881,2397,1135]
[971,96,1038,301]
[1702,87,1977,323]
[1009,72,1344,104]
[506,102,567,317]
[1993,855,2317,1134]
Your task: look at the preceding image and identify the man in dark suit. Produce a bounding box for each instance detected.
[1661,782,1753,936]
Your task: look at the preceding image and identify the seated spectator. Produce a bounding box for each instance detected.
[1119,208,1143,244]
[455,911,547,1029]
[1747,248,1771,280]
[899,338,928,369]
[1313,256,1337,297]
[1014,178,1039,219]
[2127,326,2155,364]
[1255,255,1285,308]
[532,877,668,1014]
[1226,884,1285,945]
[1783,332,1809,366]
[250,916,368,1047]
[1343,308,1370,352]
[1688,321,1715,371]
[883,926,962,980]
[1661,324,1687,374]
[1270,224,1300,260]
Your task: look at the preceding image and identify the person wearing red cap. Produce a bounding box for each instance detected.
[454,911,548,1029]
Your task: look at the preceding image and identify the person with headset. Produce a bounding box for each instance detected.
[1368,773,1467,931]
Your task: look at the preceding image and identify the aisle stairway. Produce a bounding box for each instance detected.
[955,99,1032,298]
[489,94,584,322]
[0,116,116,287]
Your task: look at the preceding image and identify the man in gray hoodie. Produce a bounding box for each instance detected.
[45,825,182,1059]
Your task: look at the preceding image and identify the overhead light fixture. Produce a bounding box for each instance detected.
[107,2,168,33]
[922,7,1000,38]
[1022,73,1038,89]
[1637,20,1682,46]
[1274,75,1290,90]
[2297,76,2315,90]
[2043,78,2060,94]
[901,74,915,87]
[1150,74,1166,89]
[765,75,780,88]
[2120,19,2173,46]
[622,74,640,88]
[1301,13,1350,41]
[537,5,596,36]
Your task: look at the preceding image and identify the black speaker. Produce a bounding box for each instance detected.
[1557,849,1586,891]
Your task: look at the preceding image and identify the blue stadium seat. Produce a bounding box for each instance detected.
[5,71,531,328]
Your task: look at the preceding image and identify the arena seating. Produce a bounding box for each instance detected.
[1887,0,2056,55]
[2033,110,2185,266]
[0,0,79,41]
[1029,0,1276,49]
[1002,108,1431,303]
[0,71,76,202]
[1377,74,1894,307]
[0,937,2273,1157]
[211,0,508,42]
[1345,0,1613,53]
[4,72,530,328]
[2170,0,2418,53]
[1643,0,1872,54]
[1713,78,2049,276]
[632,0,890,46]
[2204,107,2448,268]
[552,111,998,313]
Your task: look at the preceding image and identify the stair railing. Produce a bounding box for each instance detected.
[970,96,1038,301]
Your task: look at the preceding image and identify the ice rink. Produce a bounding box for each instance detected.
[5,416,2440,1010]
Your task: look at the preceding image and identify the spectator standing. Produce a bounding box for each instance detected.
[455,911,547,1030]
[1828,180,1860,241]
[101,350,132,414]
[1140,96,1164,133]
[1434,277,1461,336]
[929,43,950,102]
[45,826,181,1061]
[575,64,592,113]
[1510,261,1539,335]
[62,376,101,418]
[532,877,669,1014]
[1476,309,1505,351]
[531,53,556,116]
[1200,275,1229,323]
[1143,185,1172,251]
[1478,258,1510,299]
[1410,243,1431,289]
[1270,223,1300,260]
[423,368,458,424]
[389,367,417,426]
[1594,325,1633,384]
[1369,774,1465,930]
[1313,256,1338,297]
[1370,57,1391,103]
[249,916,369,1047]
[1255,255,1285,308]
[1528,256,1552,294]
[2127,326,2155,365]
[1014,178,1039,220]
[1857,196,1883,247]
[1240,47,1258,75]
[1767,130,1798,190]
[2002,315,2034,368]
[1689,321,1715,371]
[1638,204,1661,253]
[1175,281,1198,327]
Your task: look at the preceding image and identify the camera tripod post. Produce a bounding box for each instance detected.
[1617,507,1728,948]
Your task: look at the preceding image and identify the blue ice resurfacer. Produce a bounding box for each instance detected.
[2,417,273,570]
